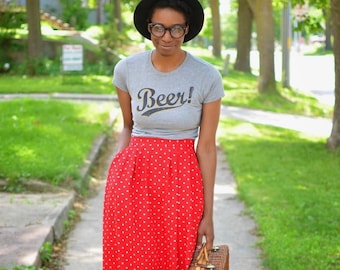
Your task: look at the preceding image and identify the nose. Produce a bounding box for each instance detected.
[162,29,173,40]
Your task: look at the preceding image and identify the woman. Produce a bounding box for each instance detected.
[103,0,224,268]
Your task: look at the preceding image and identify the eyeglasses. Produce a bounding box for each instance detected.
[148,23,187,39]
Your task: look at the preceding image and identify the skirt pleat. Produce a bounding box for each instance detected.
[103,137,204,269]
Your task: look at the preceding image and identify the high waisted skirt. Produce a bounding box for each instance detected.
[103,137,204,270]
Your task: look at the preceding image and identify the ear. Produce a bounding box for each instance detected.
[185,25,189,35]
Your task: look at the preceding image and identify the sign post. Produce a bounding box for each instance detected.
[282,2,291,88]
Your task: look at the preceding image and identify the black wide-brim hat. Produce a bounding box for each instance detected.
[133,0,204,43]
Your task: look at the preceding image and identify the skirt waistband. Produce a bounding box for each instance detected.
[129,136,195,152]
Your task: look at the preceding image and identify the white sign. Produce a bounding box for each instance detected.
[62,45,83,71]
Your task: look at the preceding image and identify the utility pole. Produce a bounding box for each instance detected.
[282,1,291,88]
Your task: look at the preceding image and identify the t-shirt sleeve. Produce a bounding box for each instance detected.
[203,68,225,103]
[112,58,129,92]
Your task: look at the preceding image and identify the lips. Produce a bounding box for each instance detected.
[159,43,175,49]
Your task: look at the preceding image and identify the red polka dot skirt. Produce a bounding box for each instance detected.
[103,137,204,269]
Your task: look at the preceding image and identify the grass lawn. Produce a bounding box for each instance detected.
[218,118,340,269]
[0,98,113,191]
[0,74,114,94]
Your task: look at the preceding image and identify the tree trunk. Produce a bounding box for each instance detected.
[248,0,276,94]
[324,8,333,51]
[26,0,42,76]
[113,0,123,32]
[327,0,340,150]
[97,0,103,25]
[234,0,253,73]
[209,0,221,58]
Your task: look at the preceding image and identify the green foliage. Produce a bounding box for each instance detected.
[2,176,26,193]
[63,209,76,230]
[39,242,53,264]
[0,265,39,270]
[0,9,25,30]
[293,5,325,35]
[0,7,25,66]
[59,0,89,30]
[0,99,112,186]
[221,10,238,49]
[219,119,340,269]
[11,57,60,76]
[98,23,129,51]
[13,267,36,270]
[5,56,115,76]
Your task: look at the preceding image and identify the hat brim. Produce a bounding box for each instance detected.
[133,0,204,43]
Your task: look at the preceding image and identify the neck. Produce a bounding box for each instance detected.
[151,50,186,72]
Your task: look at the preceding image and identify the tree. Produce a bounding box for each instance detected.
[247,0,277,93]
[209,0,222,57]
[26,0,42,76]
[112,0,123,32]
[234,0,253,72]
[327,0,340,150]
[323,8,332,51]
[96,0,104,24]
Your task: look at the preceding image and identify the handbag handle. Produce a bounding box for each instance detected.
[190,243,216,269]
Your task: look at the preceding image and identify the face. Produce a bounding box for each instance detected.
[148,8,189,57]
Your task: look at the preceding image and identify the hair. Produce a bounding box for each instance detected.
[147,0,192,25]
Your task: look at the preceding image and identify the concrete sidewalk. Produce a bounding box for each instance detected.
[0,93,332,269]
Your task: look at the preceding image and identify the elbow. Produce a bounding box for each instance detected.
[196,141,217,158]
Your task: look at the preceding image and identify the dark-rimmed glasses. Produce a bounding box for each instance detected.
[148,23,187,39]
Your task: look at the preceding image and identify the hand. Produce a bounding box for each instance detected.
[196,215,214,250]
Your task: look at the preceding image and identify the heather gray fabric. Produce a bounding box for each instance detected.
[113,50,224,139]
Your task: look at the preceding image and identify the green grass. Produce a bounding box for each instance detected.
[0,98,113,188]
[218,118,340,270]
[222,69,331,117]
[0,75,114,94]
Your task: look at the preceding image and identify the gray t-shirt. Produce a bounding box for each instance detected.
[113,50,225,139]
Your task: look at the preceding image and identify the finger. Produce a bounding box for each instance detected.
[205,235,214,250]
[196,233,203,249]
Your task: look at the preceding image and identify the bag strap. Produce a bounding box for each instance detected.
[195,243,210,265]
[190,243,216,269]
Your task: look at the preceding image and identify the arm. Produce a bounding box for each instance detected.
[116,87,133,152]
[195,98,222,250]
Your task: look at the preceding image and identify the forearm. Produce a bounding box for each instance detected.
[196,143,217,218]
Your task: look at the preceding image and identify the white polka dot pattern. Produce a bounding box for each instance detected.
[103,137,204,269]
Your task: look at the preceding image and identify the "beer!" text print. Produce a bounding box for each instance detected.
[137,87,194,116]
